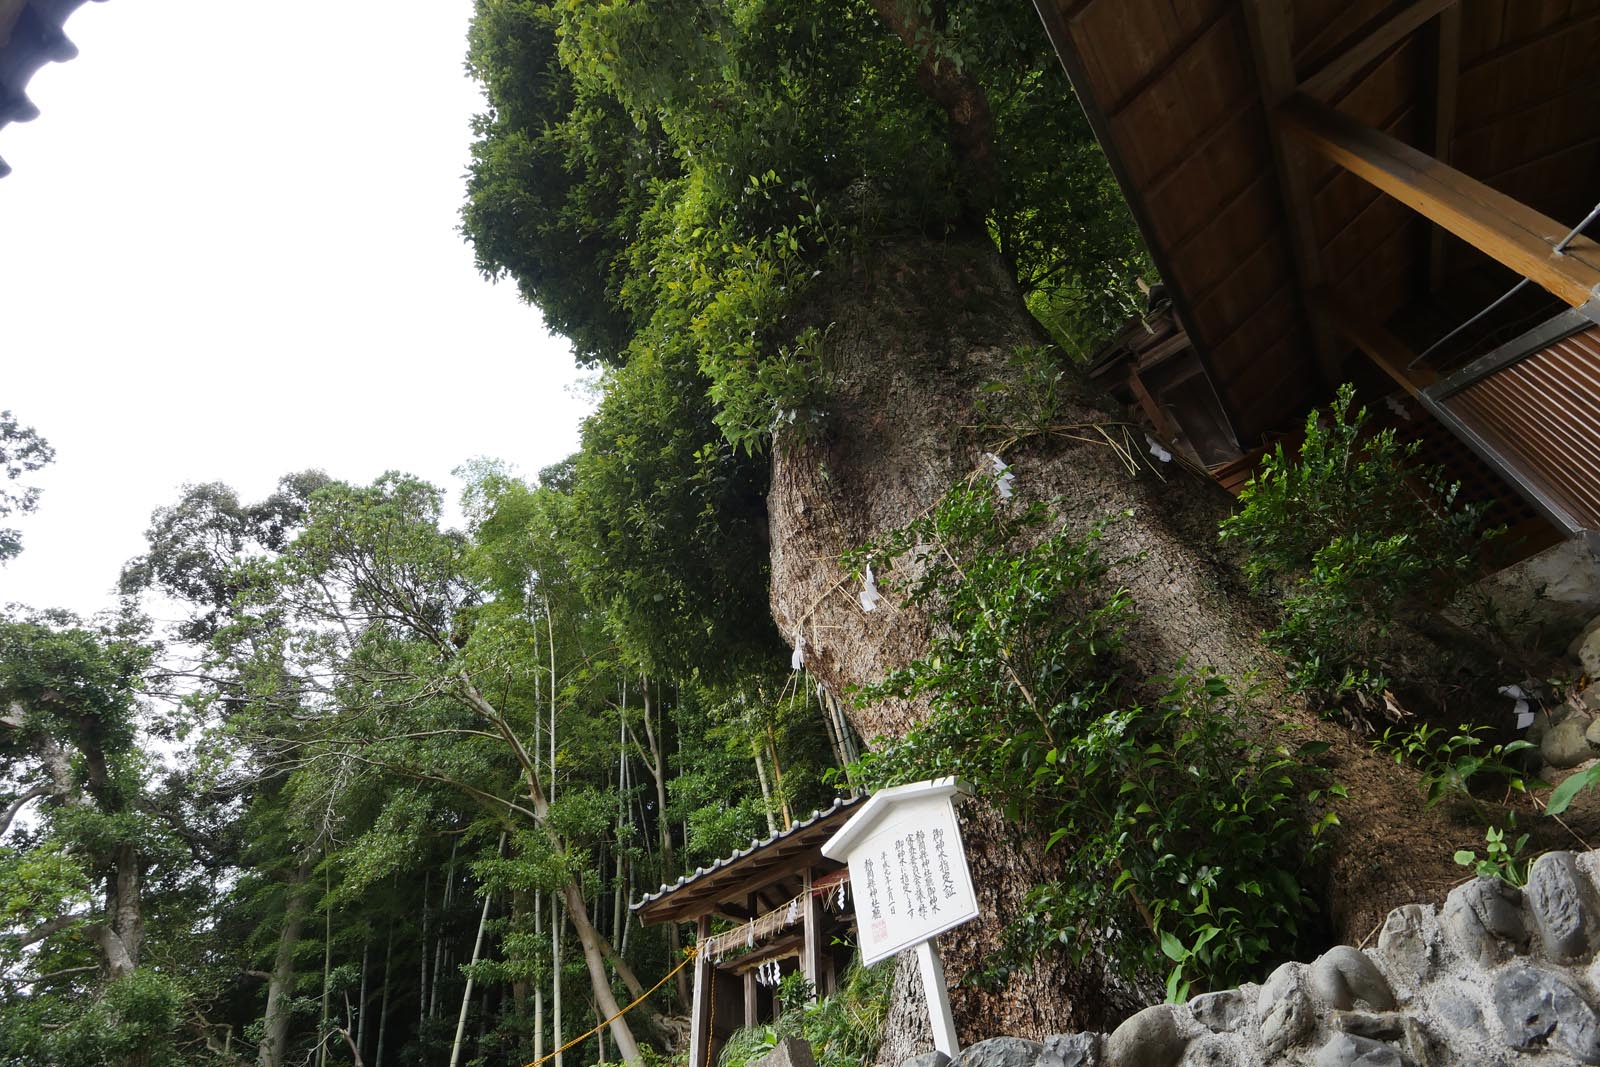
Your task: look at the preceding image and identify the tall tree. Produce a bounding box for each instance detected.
[462,0,1467,1037]
[0,611,195,1065]
[235,473,651,1062]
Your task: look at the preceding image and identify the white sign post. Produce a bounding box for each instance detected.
[821,778,977,1057]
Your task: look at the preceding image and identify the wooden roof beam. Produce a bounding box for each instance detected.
[1243,0,1348,386]
[1298,0,1459,100]
[1280,94,1600,308]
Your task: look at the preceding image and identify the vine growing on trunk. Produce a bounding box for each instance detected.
[846,477,1330,999]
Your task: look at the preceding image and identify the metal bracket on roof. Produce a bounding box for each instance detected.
[1424,300,1600,401]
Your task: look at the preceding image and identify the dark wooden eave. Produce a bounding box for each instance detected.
[0,0,102,176]
[1031,0,1600,447]
[632,796,862,927]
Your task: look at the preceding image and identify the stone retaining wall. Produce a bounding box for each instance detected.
[893,847,1600,1066]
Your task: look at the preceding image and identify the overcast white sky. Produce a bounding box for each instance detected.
[1,1,593,618]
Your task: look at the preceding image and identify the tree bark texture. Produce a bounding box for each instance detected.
[767,238,1472,1039]
[258,857,315,1067]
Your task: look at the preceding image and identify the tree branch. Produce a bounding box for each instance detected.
[31,964,98,984]
[0,783,52,838]
[869,0,1000,218]
[11,911,90,949]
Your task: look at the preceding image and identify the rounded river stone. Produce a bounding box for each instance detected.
[1314,1033,1402,1067]
[1189,989,1250,1034]
[1544,716,1595,769]
[1257,963,1313,1057]
[1308,946,1395,1012]
[1039,1033,1099,1067]
[1527,850,1598,960]
[952,1037,1042,1067]
[1106,1004,1188,1067]
[1493,962,1600,1063]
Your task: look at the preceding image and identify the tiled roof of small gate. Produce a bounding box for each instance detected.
[631,795,863,919]
[1,0,102,177]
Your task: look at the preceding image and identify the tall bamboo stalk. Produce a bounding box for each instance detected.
[317,861,331,1067]
[374,917,394,1067]
[448,833,505,1067]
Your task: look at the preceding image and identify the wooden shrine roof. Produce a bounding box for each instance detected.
[0,0,102,177]
[632,796,863,926]
[1033,0,1600,448]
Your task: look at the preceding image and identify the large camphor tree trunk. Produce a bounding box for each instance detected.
[766,237,1473,1043]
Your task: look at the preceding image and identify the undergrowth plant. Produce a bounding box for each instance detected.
[716,961,893,1067]
[1219,384,1492,715]
[1372,723,1540,885]
[1454,822,1532,887]
[847,479,1327,1000]
[1371,722,1540,818]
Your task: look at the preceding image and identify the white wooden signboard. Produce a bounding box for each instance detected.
[822,778,976,1056]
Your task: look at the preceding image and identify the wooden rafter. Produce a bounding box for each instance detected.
[1281,94,1600,308]
[1026,0,1251,444]
[1126,369,1180,444]
[1427,4,1462,291]
[1299,0,1460,100]
[1242,0,1346,384]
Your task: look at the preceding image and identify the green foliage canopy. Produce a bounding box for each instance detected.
[0,410,55,564]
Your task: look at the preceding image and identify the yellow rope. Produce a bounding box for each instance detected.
[521,945,699,1067]
[704,943,716,1067]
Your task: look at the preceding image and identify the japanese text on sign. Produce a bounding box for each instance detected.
[827,787,977,965]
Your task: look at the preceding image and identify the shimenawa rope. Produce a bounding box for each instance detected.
[520,945,698,1067]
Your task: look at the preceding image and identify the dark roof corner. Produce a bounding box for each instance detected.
[0,0,102,177]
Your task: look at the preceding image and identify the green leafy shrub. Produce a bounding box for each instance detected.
[718,1022,779,1067]
[1545,760,1600,816]
[716,960,892,1067]
[848,481,1324,997]
[1372,723,1539,816]
[1219,384,1492,709]
[0,970,188,1067]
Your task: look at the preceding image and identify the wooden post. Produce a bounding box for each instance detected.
[1243,0,1348,386]
[801,875,822,1004]
[916,941,959,1058]
[743,893,758,1026]
[688,917,712,1067]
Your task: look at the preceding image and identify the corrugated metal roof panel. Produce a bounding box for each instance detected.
[1447,323,1600,531]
